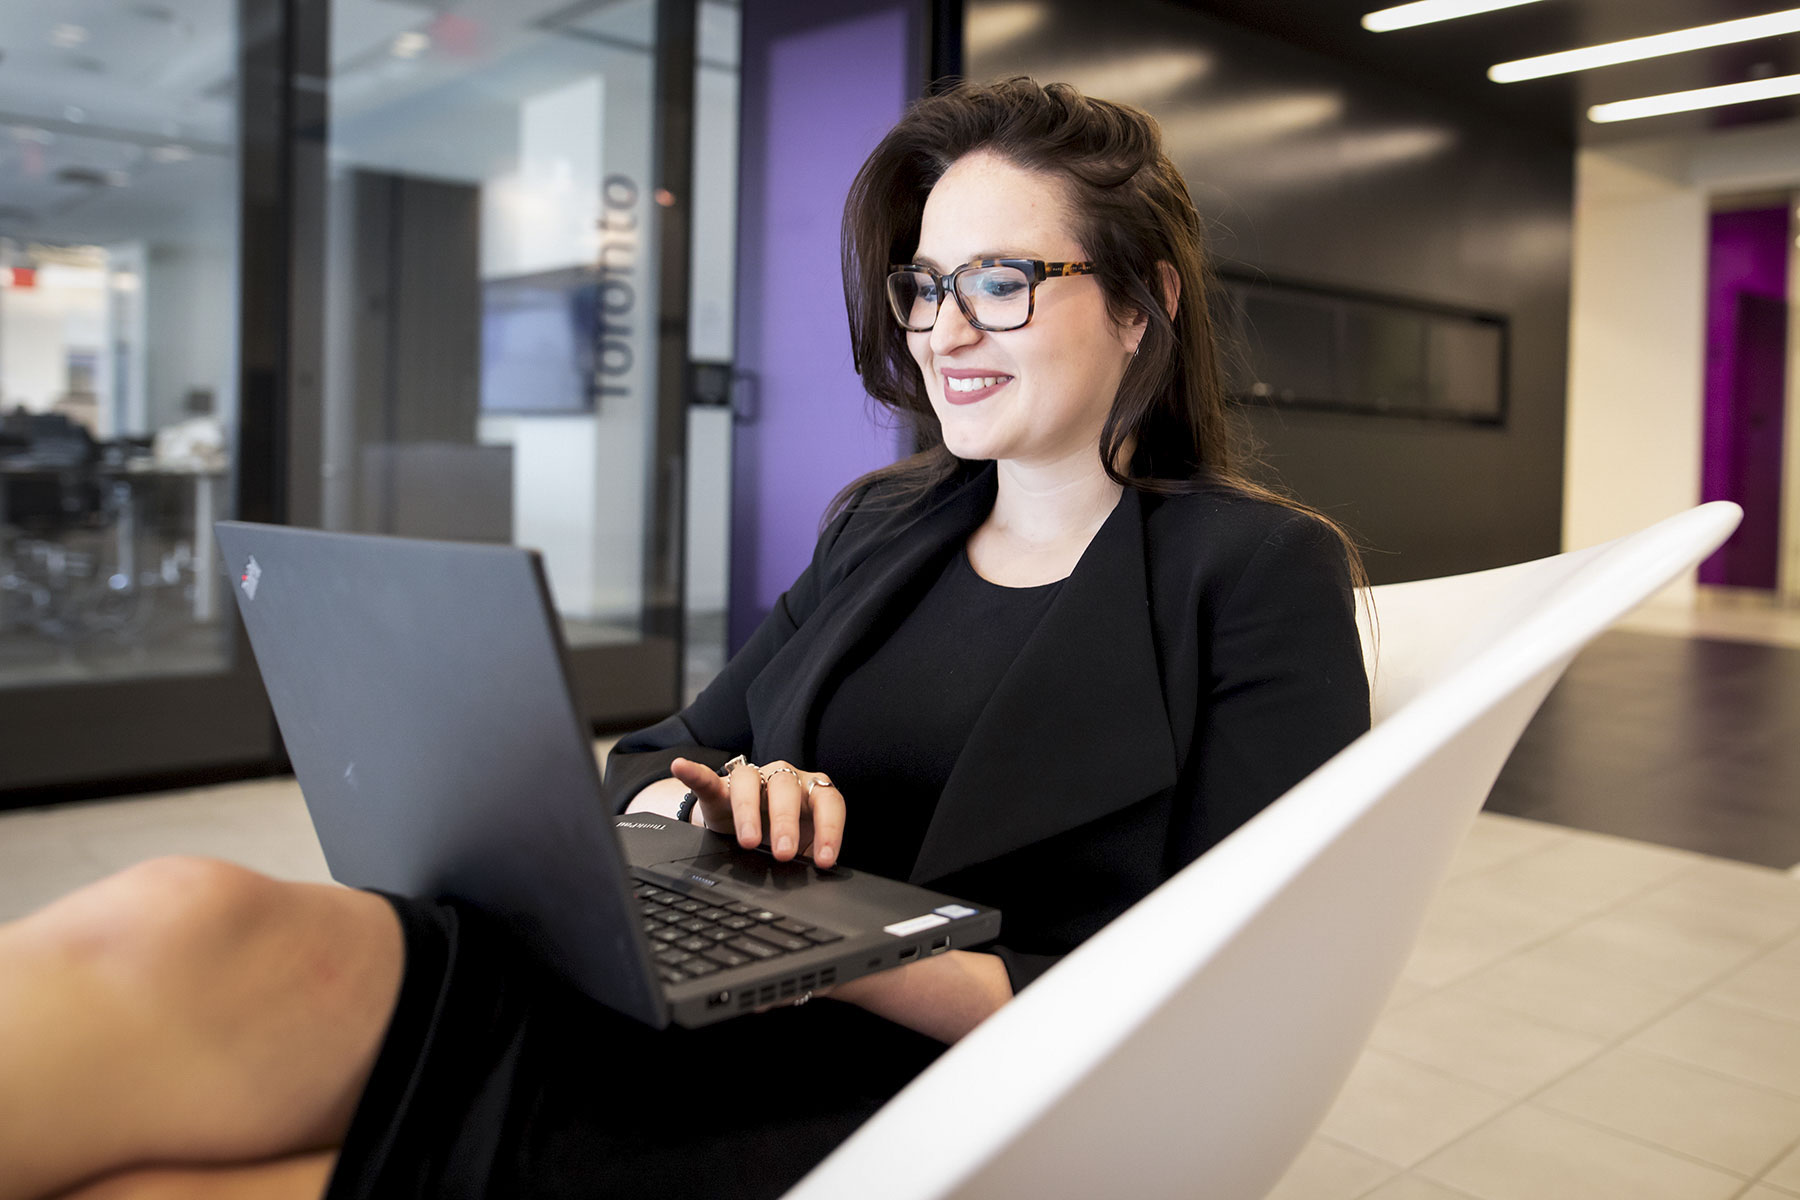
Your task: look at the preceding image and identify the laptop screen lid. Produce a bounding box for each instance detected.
[215,521,666,1028]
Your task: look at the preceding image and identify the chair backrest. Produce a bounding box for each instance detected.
[784,502,1741,1200]
[1356,542,1606,722]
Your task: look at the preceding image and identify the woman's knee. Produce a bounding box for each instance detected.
[34,857,283,984]
[0,861,396,1173]
[20,857,399,1047]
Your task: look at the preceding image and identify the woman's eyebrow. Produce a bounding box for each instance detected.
[907,249,1043,270]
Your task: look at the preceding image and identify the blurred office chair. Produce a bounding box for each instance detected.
[784,501,1742,1200]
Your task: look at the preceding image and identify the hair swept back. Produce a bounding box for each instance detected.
[830,75,1365,591]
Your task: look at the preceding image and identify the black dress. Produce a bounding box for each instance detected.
[325,549,1066,1199]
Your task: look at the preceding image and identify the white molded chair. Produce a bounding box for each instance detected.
[784,502,1742,1200]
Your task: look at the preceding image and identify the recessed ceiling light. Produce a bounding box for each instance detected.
[1055,50,1213,102]
[1588,72,1800,122]
[966,2,1046,56]
[1492,8,1800,82]
[1362,0,1546,33]
[150,144,193,163]
[49,23,89,48]
[391,31,430,58]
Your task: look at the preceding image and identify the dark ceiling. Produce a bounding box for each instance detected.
[1176,0,1800,144]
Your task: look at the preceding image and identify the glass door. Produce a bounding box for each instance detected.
[0,0,281,800]
[305,0,695,724]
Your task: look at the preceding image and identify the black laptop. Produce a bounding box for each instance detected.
[215,521,1000,1029]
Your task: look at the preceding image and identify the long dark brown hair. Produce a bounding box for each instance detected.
[832,76,1366,591]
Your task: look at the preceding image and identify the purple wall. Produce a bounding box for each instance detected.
[730,0,920,650]
[1701,208,1790,588]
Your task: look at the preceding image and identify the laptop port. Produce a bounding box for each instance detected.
[707,990,731,1009]
[898,945,919,962]
[929,936,950,954]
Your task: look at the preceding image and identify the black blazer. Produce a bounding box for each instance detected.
[603,463,1370,990]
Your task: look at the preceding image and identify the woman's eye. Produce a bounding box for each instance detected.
[975,274,1026,299]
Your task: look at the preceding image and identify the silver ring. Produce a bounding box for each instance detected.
[806,774,834,798]
[761,765,802,787]
[794,990,812,1006]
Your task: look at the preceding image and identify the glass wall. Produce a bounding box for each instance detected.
[314,0,729,721]
[322,0,659,631]
[0,0,730,798]
[0,1,239,689]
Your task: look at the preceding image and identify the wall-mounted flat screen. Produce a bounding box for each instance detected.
[1224,276,1507,425]
[481,266,601,414]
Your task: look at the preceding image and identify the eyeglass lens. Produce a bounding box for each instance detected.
[887,264,1032,332]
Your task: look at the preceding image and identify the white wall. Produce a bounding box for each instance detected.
[142,240,235,431]
[0,285,81,413]
[1564,148,1709,602]
[0,265,109,418]
[1563,116,1800,605]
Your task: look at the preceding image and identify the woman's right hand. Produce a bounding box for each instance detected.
[668,757,845,869]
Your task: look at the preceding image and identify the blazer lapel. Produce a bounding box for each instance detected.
[745,466,998,765]
[910,486,1178,884]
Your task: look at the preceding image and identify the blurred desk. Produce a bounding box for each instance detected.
[1,459,227,621]
[126,462,226,621]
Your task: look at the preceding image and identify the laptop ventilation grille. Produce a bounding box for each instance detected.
[738,967,837,1011]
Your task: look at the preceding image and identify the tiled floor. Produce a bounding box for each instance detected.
[3,759,1798,1199]
[1269,813,1800,1200]
[1487,629,1800,868]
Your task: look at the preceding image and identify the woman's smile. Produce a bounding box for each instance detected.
[940,368,1014,404]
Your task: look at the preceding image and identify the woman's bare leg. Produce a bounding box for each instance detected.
[0,857,404,1200]
[53,1152,337,1200]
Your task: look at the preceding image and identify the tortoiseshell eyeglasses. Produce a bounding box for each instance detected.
[885,259,1096,332]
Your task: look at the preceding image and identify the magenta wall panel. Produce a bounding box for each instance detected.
[1702,208,1790,589]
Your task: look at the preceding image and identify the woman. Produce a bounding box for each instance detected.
[0,78,1368,1200]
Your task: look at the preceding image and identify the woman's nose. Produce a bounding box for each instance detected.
[929,295,982,355]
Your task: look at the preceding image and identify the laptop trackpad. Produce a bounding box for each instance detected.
[665,850,837,893]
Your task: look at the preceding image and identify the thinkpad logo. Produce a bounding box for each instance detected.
[240,556,262,600]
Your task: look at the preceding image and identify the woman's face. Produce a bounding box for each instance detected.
[906,151,1138,472]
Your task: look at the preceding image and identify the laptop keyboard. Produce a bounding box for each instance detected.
[634,883,844,986]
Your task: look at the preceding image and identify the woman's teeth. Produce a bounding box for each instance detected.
[947,376,1008,392]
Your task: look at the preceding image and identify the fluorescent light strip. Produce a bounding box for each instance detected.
[1492,8,1800,82]
[1589,72,1800,122]
[1362,0,1546,34]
